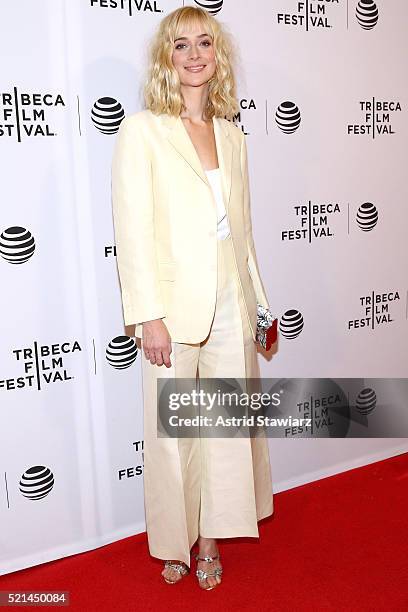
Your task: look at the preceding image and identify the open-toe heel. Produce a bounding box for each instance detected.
[162,560,189,584]
[194,552,223,590]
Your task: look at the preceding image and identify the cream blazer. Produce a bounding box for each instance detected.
[111,109,270,344]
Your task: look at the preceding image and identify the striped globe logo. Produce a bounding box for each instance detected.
[355,387,377,414]
[279,309,304,339]
[91,97,125,134]
[194,0,223,15]
[275,101,301,134]
[356,202,378,231]
[0,226,35,264]
[106,336,138,369]
[356,0,379,30]
[19,466,54,500]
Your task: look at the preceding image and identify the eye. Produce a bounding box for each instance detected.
[175,43,186,50]
[201,40,211,46]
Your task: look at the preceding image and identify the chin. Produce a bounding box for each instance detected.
[181,74,209,86]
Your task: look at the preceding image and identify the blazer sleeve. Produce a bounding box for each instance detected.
[111,115,166,327]
[240,132,270,310]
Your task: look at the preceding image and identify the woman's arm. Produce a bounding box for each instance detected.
[111,115,166,327]
[240,132,271,310]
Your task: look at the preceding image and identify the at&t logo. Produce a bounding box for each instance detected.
[106,336,138,369]
[194,0,224,15]
[276,101,301,134]
[91,98,125,134]
[356,202,378,231]
[0,226,36,263]
[279,309,304,339]
[356,0,379,30]
[20,466,55,500]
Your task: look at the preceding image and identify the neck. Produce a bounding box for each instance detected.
[179,82,210,124]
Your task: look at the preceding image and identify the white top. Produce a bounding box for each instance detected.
[204,168,231,240]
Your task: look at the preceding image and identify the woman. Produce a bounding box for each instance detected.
[111,6,273,590]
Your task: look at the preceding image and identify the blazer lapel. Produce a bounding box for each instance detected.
[159,113,233,215]
[214,116,233,217]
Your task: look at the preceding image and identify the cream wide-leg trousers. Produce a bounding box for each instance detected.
[140,234,273,567]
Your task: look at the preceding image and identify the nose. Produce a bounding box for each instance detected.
[189,43,200,59]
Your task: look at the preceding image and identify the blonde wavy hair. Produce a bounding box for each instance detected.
[143,6,239,121]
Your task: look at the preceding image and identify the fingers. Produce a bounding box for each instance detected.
[141,321,173,367]
[143,347,160,365]
[162,343,172,368]
[143,341,172,367]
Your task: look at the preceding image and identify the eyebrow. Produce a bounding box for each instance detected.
[174,33,210,42]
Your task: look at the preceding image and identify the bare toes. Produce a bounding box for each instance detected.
[162,567,180,583]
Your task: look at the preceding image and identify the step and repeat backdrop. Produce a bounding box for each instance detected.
[1,0,407,574]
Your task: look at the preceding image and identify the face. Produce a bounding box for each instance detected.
[171,22,216,87]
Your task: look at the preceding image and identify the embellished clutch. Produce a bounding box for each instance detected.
[256,303,278,350]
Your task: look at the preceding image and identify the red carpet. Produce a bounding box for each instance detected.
[1,453,407,611]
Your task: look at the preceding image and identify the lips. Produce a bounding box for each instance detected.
[184,65,206,72]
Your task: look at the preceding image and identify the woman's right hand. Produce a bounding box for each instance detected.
[142,319,172,367]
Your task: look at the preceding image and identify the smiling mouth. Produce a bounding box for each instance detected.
[184,65,206,72]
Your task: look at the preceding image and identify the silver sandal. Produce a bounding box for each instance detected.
[194,553,223,590]
[163,560,189,584]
